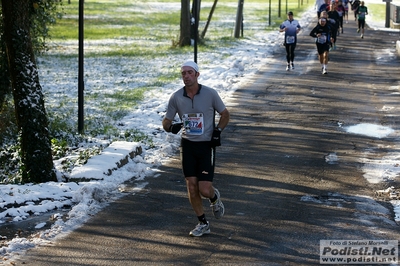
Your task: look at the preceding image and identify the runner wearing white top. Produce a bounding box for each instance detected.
[279,11,301,71]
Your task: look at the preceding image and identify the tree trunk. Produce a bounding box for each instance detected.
[234,0,245,38]
[0,21,11,110]
[180,0,191,46]
[201,0,218,39]
[1,0,57,183]
[0,55,10,111]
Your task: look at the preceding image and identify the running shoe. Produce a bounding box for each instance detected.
[323,68,328,75]
[210,188,225,219]
[357,28,360,33]
[291,63,295,70]
[189,222,210,237]
[286,65,290,71]
[361,34,364,38]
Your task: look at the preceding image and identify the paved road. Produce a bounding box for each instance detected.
[12,17,400,266]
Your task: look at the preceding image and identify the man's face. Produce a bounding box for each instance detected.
[181,67,198,86]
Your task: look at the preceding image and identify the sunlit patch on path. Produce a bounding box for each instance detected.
[345,123,394,139]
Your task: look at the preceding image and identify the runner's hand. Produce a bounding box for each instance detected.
[210,129,222,147]
[169,123,183,134]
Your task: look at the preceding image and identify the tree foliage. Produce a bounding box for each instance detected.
[0,0,61,110]
[1,0,59,183]
[30,0,62,53]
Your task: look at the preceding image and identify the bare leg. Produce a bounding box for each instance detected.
[318,54,324,64]
[186,177,214,216]
[323,51,329,65]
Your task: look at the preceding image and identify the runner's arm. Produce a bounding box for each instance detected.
[216,108,230,131]
[162,117,173,132]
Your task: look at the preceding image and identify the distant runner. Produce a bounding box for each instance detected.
[343,0,350,23]
[310,17,333,74]
[279,11,301,71]
[318,0,330,18]
[336,0,346,33]
[356,0,368,38]
[351,0,360,21]
[327,3,340,49]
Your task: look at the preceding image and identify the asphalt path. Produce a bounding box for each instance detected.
[12,17,400,266]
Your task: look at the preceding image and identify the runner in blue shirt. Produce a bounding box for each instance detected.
[318,0,330,18]
[279,11,301,71]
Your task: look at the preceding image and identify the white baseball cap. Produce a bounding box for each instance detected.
[181,61,199,72]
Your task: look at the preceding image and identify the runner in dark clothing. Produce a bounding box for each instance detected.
[351,0,360,21]
[310,17,333,74]
[318,0,330,18]
[327,3,340,49]
[336,1,346,33]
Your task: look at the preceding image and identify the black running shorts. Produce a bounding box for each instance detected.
[316,42,330,54]
[180,138,216,182]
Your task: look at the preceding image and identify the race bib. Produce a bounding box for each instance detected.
[183,113,204,135]
[359,12,366,18]
[317,35,327,44]
[286,36,295,44]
